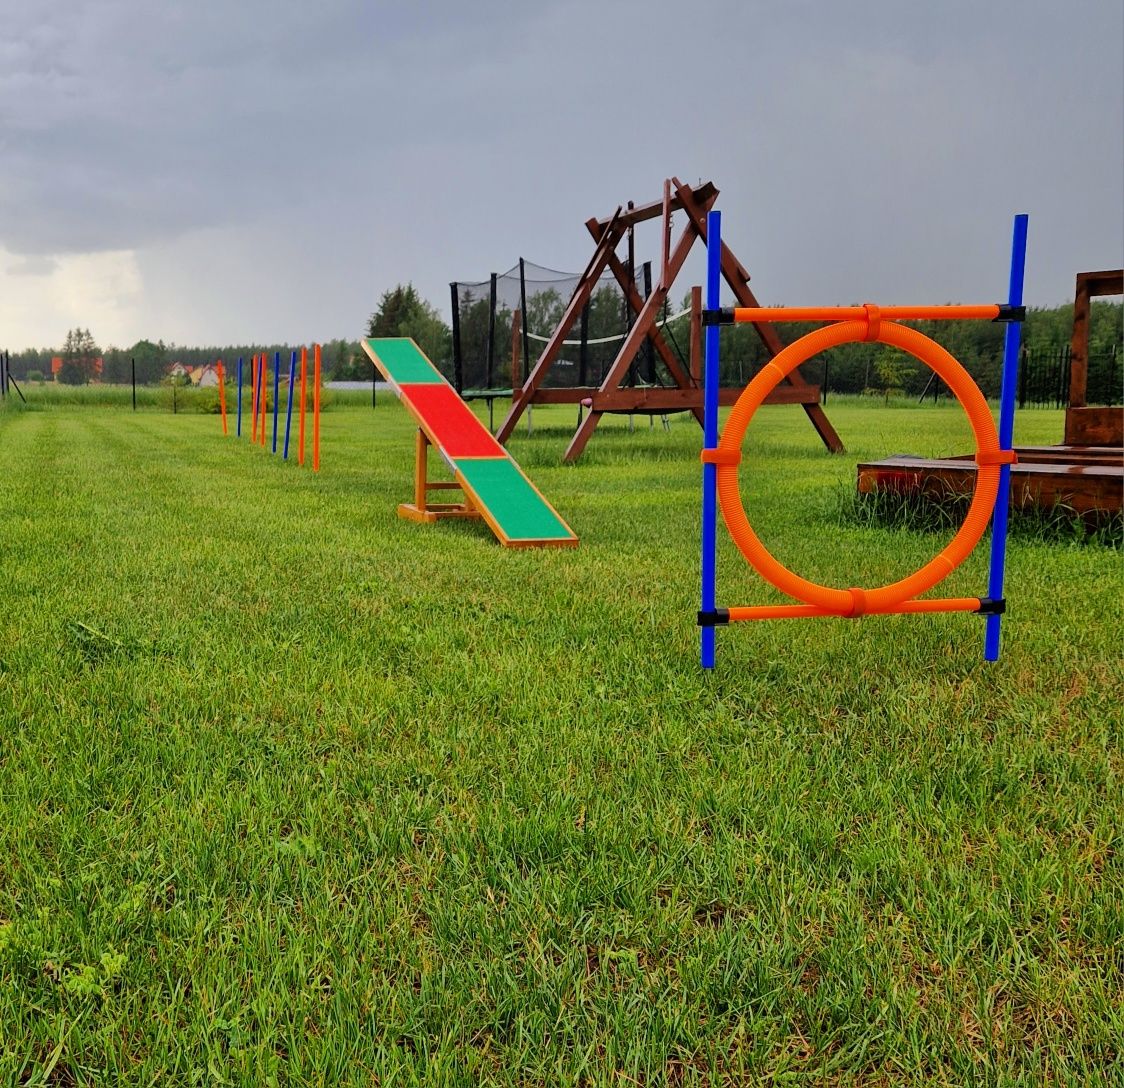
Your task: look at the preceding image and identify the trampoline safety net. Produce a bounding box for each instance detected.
[450,260,691,395]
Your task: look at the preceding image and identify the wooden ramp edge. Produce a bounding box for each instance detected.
[361,338,578,548]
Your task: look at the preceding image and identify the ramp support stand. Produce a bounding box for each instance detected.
[398,429,480,524]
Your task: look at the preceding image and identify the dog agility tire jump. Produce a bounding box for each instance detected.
[697,211,1029,668]
[711,316,1013,617]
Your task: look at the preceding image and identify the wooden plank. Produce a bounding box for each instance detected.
[1065,406,1124,447]
[949,444,1124,467]
[592,181,719,229]
[856,456,1122,515]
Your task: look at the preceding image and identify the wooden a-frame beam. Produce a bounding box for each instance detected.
[561,187,718,461]
[672,178,845,454]
[494,209,626,445]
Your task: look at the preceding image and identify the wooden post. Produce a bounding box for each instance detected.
[661,177,671,290]
[1064,269,1124,445]
[414,428,428,509]
[397,427,479,524]
[1069,277,1091,409]
[689,286,702,386]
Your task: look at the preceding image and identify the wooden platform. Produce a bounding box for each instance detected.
[857,446,1123,516]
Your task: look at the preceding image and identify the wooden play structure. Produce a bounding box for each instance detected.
[362,338,577,548]
[858,268,1123,517]
[494,178,844,462]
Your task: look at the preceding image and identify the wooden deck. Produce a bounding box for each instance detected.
[856,446,1123,516]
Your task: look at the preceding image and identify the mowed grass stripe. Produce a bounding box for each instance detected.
[0,401,1119,1086]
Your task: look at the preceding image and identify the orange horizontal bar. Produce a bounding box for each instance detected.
[731,305,1000,324]
[725,597,983,622]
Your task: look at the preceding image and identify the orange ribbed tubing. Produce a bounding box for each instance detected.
[727,598,984,622]
[732,304,1000,324]
[717,320,1001,615]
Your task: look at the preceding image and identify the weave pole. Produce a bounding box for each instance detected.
[272,350,280,453]
[313,343,321,472]
[236,356,243,437]
[259,355,268,446]
[984,214,1028,661]
[217,361,228,435]
[699,210,722,670]
[283,350,296,460]
[298,346,308,466]
[250,354,259,443]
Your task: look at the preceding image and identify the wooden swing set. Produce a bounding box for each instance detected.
[494,178,844,461]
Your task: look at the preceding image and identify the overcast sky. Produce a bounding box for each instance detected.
[1,0,1121,350]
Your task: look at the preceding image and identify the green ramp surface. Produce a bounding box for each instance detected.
[455,457,576,544]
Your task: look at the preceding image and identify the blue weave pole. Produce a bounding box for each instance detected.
[984,213,1029,661]
[272,350,281,453]
[236,356,243,437]
[700,210,723,669]
[283,350,296,460]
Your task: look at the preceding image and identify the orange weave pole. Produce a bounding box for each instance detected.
[250,354,259,443]
[731,304,1001,324]
[312,343,321,472]
[716,319,1002,615]
[298,346,307,466]
[727,598,984,622]
[217,360,228,435]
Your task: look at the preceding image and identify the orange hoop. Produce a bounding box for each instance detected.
[716,320,1002,615]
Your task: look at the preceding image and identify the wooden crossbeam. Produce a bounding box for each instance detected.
[592,181,719,229]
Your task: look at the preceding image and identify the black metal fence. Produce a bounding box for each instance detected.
[1018,346,1121,408]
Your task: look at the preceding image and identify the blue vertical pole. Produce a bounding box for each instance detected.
[984,213,1028,661]
[700,210,723,669]
[272,350,281,453]
[236,356,243,437]
[283,350,296,460]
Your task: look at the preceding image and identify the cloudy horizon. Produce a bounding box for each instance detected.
[1,0,1121,352]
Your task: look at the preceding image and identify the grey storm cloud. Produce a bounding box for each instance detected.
[0,0,1120,345]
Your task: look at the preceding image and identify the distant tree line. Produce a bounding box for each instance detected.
[5,290,1119,401]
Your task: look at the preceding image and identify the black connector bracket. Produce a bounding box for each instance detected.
[975,598,1006,615]
[697,608,731,627]
[993,305,1026,323]
[702,308,735,326]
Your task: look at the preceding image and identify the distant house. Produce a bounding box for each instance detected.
[50,355,104,380]
[167,362,220,387]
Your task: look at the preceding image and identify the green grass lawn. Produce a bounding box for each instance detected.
[0,398,1120,1086]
